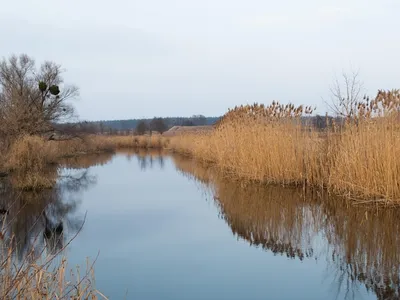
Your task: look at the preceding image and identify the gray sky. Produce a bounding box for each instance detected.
[1,0,399,120]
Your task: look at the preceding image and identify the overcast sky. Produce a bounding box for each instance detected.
[1,0,399,120]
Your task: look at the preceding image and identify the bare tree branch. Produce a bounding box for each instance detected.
[0,54,79,141]
[325,69,365,118]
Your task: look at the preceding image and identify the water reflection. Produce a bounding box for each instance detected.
[171,156,400,300]
[59,152,115,169]
[0,154,108,261]
[3,151,400,300]
[133,149,166,171]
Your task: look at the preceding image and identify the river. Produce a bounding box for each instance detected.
[1,150,399,300]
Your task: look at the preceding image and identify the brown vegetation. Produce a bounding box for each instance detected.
[4,136,58,190]
[162,125,213,137]
[169,91,400,203]
[0,54,168,190]
[0,253,105,300]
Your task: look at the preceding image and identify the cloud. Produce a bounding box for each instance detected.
[237,3,370,31]
[0,0,399,120]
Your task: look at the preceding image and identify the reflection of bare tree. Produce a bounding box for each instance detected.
[59,170,97,193]
[0,165,97,261]
[172,155,400,300]
[134,149,165,171]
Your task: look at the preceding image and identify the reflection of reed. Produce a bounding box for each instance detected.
[174,156,316,259]
[320,197,400,300]
[59,152,115,169]
[218,183,317,260]
[172,155,400,300]
[0,167,96,260]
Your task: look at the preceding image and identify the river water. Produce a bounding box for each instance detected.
[1,150,400,300]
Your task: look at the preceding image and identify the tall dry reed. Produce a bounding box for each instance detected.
[170,103,324,184]
[329,115,400,201]
[170,91,400,203]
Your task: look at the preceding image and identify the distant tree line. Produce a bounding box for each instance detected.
[57,114,347,136]
[94,115,218,131]
[57,115,220,136]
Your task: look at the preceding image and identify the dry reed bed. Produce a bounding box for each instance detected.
[169,102,400,203]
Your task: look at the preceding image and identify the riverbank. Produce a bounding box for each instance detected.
[167,103,400,204]
[3,112,400,203]
[2,91,400,203]
[0,134,169,190]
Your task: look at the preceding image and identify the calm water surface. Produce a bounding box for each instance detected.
[1,151,400,300]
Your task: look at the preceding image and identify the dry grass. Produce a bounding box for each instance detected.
[5,136,57,172]
[4,136,58,190]
[132,135,170,149]
[0,213,106,299]
[169,94,400,203]
[56,135,169,157]
[0,251,106,300]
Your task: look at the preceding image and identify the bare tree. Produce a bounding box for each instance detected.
[327,70,365,118]
[0,54,79,139]
[136,120,148,135]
